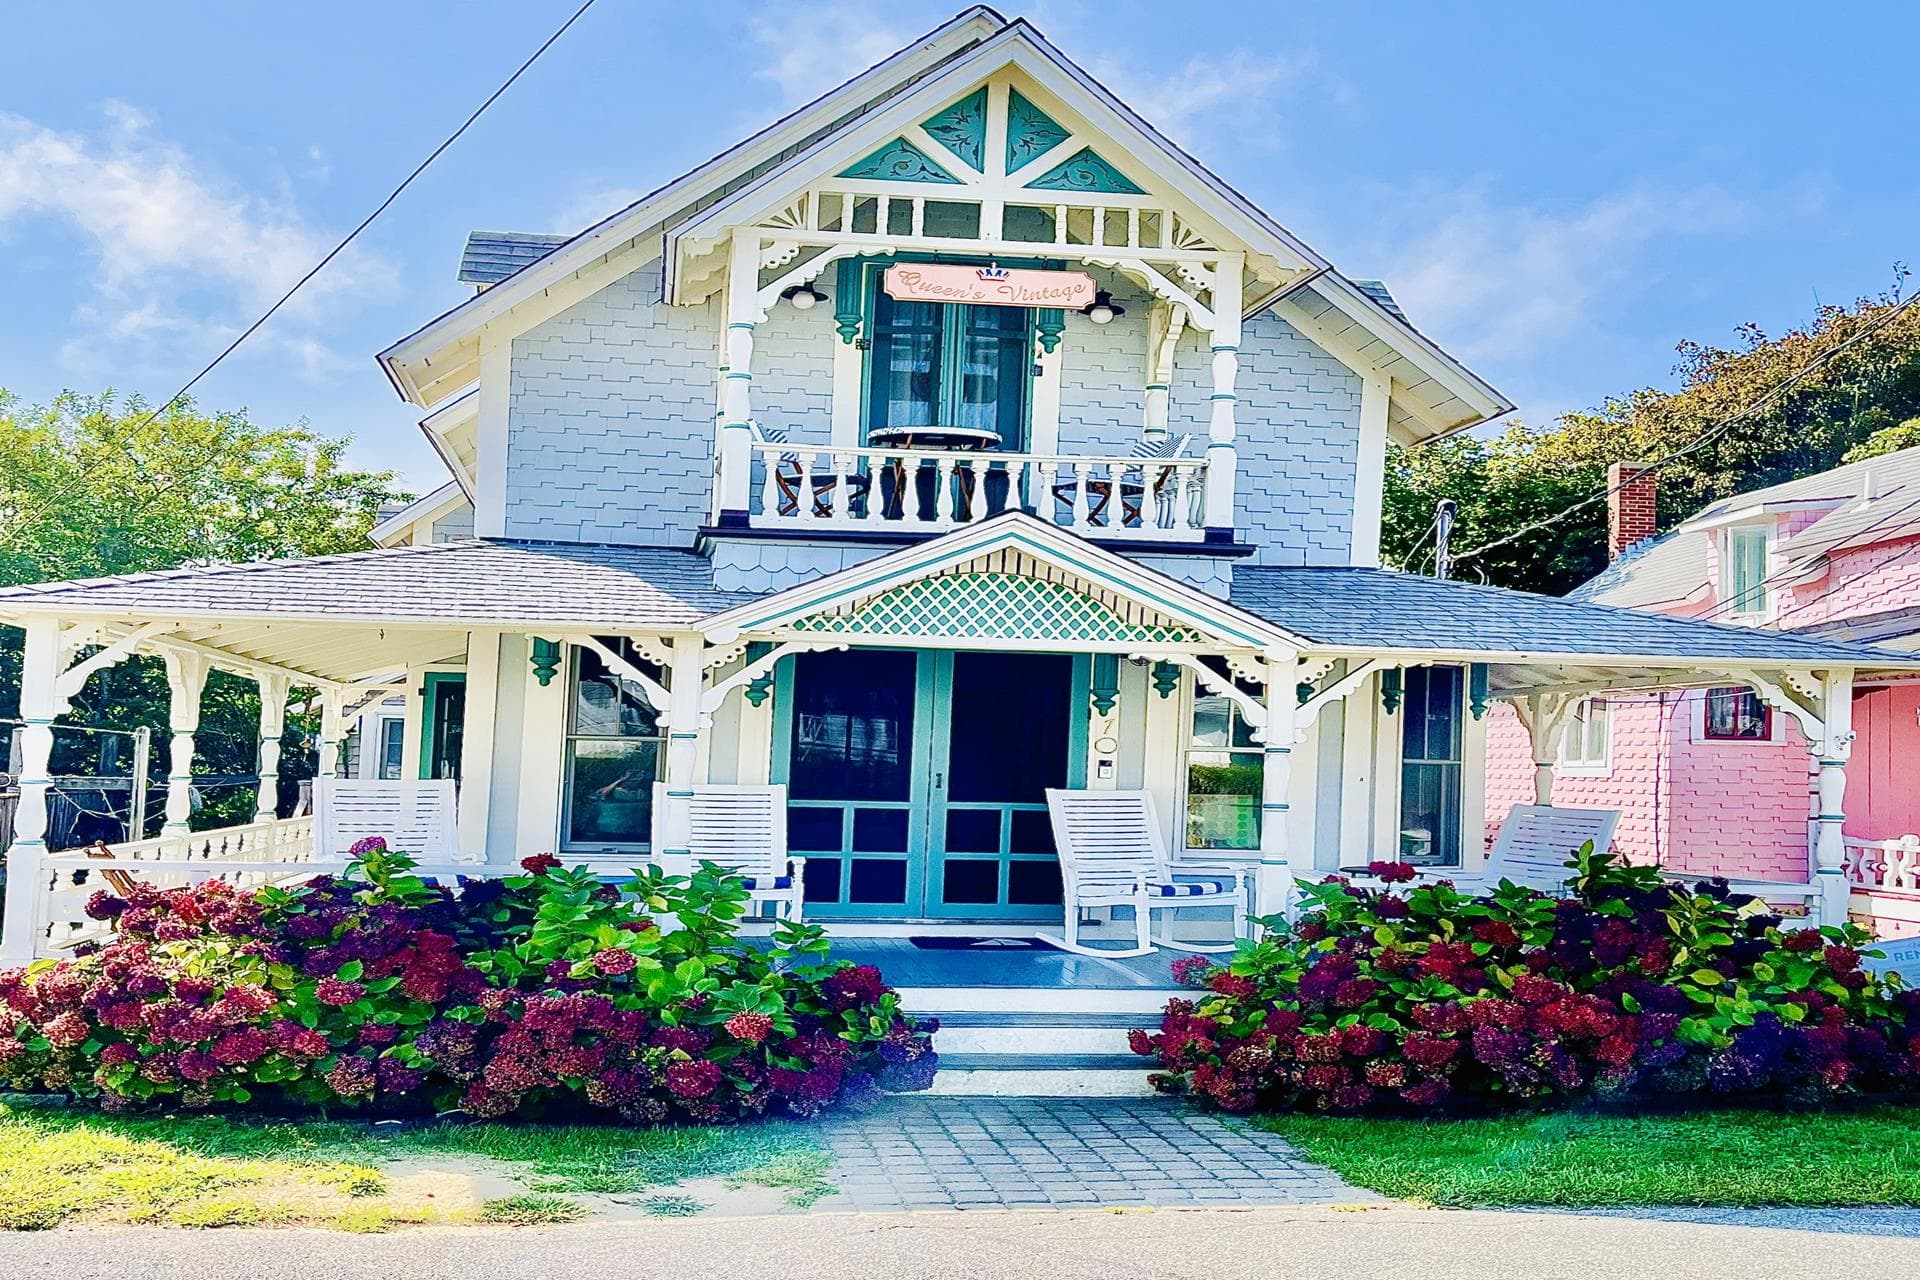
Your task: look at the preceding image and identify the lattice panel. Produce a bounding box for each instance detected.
[788,571,1206,644]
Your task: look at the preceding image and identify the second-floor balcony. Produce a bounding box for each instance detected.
[739,433,1211,541]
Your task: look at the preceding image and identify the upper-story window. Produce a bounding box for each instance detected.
[1722,525,1771,615]
[865,289,1032,450]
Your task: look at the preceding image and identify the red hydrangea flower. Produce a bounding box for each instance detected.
[665,1058,723,1100]
[99,1042,139,1067]
[315,978,365,1007]
[1207,972,1258,999]
[1472,920,1523,948]
[1782,930,1822,953]
[42,1010,90,1049]
[211,1029,270,1065]
[591,948,638,977]
[822,965,888,1010]
[1366,860,1419,884]
[1825,945,1861,975]
[519,853,562,875]
[725,1012,774,1044]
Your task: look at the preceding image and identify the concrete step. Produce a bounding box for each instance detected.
[898,986,1179,1015]
[924,1053,1157,1098]
[932,1013,1144,1056]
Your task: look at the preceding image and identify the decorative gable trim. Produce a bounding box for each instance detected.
[921,88,989,170]
[1004,87,1070,170]
[1023,146,1144,194]
[838,136,965,183]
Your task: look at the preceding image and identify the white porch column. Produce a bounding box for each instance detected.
[160,651,209,838]
[455,632,502,863]
[1,617,62,963]
[659,634,706,877]
[1254,649,1299,923]
[1813,668,1856,926]
[1513,693,1576,807]
[1201,254,1243,538]
[253,674,290,823]
[715,232,761,525]
[317,693,347,780]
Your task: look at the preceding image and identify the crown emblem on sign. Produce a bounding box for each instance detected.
[975,266,1010,281]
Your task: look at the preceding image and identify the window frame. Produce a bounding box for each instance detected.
[1179,663,1265,855]
[559,639,668,853]
[1720,524,1773,619]
[1699,686,1777,743]
[1397,665,1466,867]
[862,283,1036,450]
[1558,697,1612,775]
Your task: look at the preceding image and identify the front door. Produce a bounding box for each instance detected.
[774,648,1086,920]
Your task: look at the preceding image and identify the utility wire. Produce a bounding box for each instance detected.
[1449,288,1920,571]
[0,0,600,550]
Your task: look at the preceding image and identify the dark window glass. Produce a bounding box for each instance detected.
[1007,859,1064,905]
[789,806,845,852]
[802,859,842,904]
[1705,687,1772,740]
[945,809,1002,854]
[943,860,1000,905]
[865,282,1032,449]
[852,808,910,853]
[1008,808,1056,855]
[1399,665,1464,866]
[948,652,1072,803]
[848,859,908,904]
[563,641,665,848]
[788,649,917,802]
[427,678,465,782]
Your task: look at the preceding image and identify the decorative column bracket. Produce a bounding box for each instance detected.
[1293,659,1380,733]
[53,622,179,712]
[1508,690,1582,807]
[567,634,672,724]
[700,639,848,722]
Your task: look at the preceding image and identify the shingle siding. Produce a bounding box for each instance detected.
[1054,281,1153,457]
[1167,309,1362,566]
[506,260,718,547]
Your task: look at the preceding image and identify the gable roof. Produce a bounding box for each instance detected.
[1578,444,1920,609]
[1232,565,1914,669]
[376,9,1510,440]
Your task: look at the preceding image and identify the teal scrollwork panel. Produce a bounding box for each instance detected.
[920,88,988,171]
[838,137,963,184]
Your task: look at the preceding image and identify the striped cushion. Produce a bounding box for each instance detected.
[741,875,794,891]
[1145,878,1232,897]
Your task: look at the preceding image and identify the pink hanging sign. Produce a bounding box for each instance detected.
[882,263,1096,309]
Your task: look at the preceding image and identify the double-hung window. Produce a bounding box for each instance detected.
[562,639,666,849]
[865,287,1033,448]
[1399,665,1465,866]
[1723,526,1771,616]
[1560,698,1610,771]
[1184,662,1264,851]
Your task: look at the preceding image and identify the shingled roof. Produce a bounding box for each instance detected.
[1230,565,1912,667]
[456,232,570,287]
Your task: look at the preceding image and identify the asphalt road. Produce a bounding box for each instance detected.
[4,1206,1917,1280]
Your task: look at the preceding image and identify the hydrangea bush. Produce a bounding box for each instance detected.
[1132,845,1919,1114]
[0,841,936,1121]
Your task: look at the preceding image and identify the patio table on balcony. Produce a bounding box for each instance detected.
[867,425,1002,520]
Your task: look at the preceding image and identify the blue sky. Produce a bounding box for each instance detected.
[4,1,1915,493]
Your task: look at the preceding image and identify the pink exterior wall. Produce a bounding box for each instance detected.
[1484,513,1920,888]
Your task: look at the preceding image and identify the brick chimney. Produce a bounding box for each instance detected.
[1607,461,1657,559]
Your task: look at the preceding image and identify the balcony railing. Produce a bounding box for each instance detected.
[746,442,1210,540]
[1845,833,1920,895]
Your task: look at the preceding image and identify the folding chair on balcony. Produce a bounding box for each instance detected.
[653,783,805,921]
[1050,433,1193,528]
[751,423,870,519]
[1041,787,1248,957]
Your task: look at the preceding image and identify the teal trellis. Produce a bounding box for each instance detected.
[1151,660,1181,699]
[1090,654,1120,716]
[921,88,987,171]
[529,638,561,687]
[1005,88,1071,172]
[744,641,776,708]
[1380,667,1403,715]
[1468,663,1491,720]
[1024,147,1145,195]
[838,137,962,184]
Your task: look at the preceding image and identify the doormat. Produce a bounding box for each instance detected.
[907,936,1063,952]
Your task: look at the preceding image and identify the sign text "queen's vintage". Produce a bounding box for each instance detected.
[882,264,1096,309]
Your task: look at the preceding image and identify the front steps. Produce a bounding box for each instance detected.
[900,988,1174,1097]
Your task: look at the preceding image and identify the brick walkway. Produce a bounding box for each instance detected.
[809,1096,1381,1212]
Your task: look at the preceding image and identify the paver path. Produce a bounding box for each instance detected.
[808,1095,1380,1211]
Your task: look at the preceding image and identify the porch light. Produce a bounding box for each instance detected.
[1079,290,1124,325]
[781,282,827,310]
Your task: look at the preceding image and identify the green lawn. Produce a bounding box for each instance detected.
[1259,1107,1920,1208]
[0,1104,834,1231]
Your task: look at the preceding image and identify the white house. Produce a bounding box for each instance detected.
[2,9,1913,974]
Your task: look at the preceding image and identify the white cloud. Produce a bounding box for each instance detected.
[1090,50,1306,144]
[750,3,911,106]
[1363,183,1761,368]
[0,102,389,379]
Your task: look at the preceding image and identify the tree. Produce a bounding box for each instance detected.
[0,391,405,834]
[1384,277,1920,596]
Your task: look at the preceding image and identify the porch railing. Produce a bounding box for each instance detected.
[1844,834,1920,895]
[747,441,1210,540]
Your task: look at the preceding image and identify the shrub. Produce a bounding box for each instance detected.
[0,842,936,1122]
[1132,844,1919,1114]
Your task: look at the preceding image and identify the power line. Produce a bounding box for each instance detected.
[0,0,600,550]
[1450,287,1920,571]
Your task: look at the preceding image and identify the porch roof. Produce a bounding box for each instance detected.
[1229,566,1919,670]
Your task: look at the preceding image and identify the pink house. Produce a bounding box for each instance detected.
[1485,447,1920,931]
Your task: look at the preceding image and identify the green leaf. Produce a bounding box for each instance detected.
[1689,968,1723,986]
[335,960,365,983]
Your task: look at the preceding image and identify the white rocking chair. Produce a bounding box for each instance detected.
[653,783,804,921]
[1346,804,1621,895]
[1041,788,1249,958]
[313,778,459,861]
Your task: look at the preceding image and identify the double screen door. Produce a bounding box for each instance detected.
[772,648,1088,919]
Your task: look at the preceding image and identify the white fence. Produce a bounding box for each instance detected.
[747,442,1210,540]
[1844,834,1920,894]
